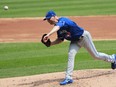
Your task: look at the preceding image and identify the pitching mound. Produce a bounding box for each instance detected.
[0,69,116,87]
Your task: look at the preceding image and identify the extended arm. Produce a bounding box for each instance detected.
[43,26,60,40]
[42,26,61,47]
[41,34,63,47]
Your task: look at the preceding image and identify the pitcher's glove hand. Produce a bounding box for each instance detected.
[41,34,51,47]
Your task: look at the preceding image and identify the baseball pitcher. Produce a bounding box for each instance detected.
[41,10,116,85]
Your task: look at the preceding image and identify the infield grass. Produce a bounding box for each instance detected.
[0,40,116,78]
[0,0,116,18]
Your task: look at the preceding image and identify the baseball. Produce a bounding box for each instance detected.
[4,6,9,10]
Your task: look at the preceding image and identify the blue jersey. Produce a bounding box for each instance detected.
[56,17,84,41]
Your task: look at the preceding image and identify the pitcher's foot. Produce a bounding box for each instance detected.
[111,54,116,69]
[60,78,73,85]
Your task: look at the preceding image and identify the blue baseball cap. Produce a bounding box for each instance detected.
[43,10,56,20]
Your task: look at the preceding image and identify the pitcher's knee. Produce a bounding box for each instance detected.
[68,51,77,58]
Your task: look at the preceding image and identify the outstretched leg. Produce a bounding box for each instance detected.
[82,31,115,63]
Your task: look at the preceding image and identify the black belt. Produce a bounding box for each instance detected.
[76,36,84,41]
[71,36,84,42]
[79,36,84,40]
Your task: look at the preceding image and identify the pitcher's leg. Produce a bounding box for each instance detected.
[83,31,115,63]
[66,42,80,79]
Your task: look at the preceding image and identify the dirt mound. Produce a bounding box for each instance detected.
[0,69,116,87]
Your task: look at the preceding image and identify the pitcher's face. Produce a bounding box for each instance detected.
[47,16,56,25]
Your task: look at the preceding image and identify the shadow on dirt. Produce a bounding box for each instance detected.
[18,70,115,87]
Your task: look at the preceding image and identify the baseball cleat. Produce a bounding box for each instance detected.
[60,78,73,85]
[111,54,116,69]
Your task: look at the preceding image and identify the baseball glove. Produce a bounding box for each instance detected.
[41,34,51,47]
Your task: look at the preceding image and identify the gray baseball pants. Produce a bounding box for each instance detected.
[66,30,115,79]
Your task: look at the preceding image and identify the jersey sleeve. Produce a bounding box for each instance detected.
[56,21,65,28]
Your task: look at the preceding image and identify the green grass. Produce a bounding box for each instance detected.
[0,40,116,78]
[0,0,116,18]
